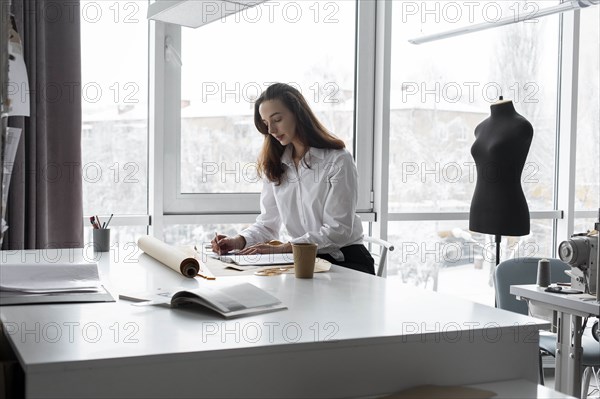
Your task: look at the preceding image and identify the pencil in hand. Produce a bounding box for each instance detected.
[214,232,221,255]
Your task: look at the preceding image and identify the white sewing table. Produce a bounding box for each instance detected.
[0,248,559,398]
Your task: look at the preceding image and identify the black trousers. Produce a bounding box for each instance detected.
[318,244,375,275]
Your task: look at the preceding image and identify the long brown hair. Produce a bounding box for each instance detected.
[254,83,345,184]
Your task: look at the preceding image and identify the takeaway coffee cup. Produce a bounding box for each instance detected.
[292,243,318,279]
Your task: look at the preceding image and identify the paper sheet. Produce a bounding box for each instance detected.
[2,128,22,212]
[196,250,331,277]
[7,19,30,117]
[215,252,294,266]
[254,259,332,276]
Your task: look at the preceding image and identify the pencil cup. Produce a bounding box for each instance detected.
[292,243,318,279]
[536,258,551,287]
[93,229,111,252]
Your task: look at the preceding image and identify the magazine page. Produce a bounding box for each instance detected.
[122,283,287,318]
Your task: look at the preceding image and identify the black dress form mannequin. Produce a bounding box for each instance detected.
[469,99,533,263]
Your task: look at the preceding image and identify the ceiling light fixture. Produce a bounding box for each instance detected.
[147,0,267,29]
[409,0,598,45]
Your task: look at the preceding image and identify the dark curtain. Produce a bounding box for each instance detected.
[3,0,83,249]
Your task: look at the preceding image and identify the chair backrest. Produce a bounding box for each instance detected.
[494,257,570,314]
[363,236,395,277]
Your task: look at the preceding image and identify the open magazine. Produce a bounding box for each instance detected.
[120,282,286,319]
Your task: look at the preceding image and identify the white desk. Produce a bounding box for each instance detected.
[1,248,552,398]
[511,284,600,398]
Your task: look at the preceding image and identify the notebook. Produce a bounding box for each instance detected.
[211,252,295,267]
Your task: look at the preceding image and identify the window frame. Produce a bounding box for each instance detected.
[382,3,597,259]
[144,1,598,244]
[158,0,375,218]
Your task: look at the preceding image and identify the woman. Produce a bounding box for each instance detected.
[212,83,374,275]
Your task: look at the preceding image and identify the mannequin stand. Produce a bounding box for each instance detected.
[494,234,501,308]
[495,234,501,266]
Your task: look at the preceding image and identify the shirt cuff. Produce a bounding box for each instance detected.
[238,232,256,248]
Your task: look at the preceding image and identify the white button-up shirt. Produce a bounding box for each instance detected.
[240,146,363,260]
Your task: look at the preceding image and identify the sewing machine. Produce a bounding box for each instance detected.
[558,216,599,298]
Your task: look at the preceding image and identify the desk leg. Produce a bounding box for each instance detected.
[555,311,583,398]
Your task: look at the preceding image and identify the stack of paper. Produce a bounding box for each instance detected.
[0,262,114,305]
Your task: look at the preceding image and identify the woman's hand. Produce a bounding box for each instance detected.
[237,241,292,255]
[212,235,246,254]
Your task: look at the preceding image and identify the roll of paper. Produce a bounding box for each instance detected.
[137,235,199,278]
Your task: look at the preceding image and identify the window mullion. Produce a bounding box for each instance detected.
[554,10,581,250]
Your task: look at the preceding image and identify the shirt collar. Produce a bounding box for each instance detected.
[308,147,327,160]
[281,146,294,167]
[281,146,327,167]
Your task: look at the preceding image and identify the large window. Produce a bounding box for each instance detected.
[387,1,561,305]
[387,220,554,306]
[81,1,149,246]
[166,1,358,214]
[180,2,356,194]
[389,0,559,213]
[575,8,600,213]
[572,7,600,237]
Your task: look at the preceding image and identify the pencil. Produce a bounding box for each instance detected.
[105,213,114,229]
[214,232,221,256]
